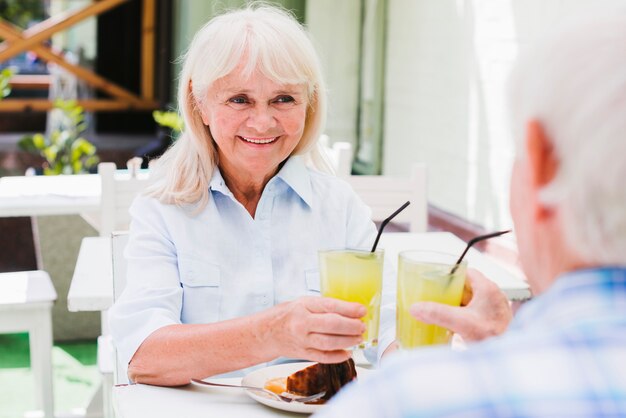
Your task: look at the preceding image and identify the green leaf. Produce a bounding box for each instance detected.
[17,135,37,152]
[153,110,184,132]
[32,133,46,150]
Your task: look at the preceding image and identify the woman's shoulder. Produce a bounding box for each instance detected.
[129,192,190,219]
[305,169,366,213]
[306,168,354,194]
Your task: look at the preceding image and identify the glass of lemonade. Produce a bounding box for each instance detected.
[396,251,467,349]
[319,249,384,349]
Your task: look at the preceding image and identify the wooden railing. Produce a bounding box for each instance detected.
[0,0,158,112]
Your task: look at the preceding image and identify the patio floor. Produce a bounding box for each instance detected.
[0,333,99,418]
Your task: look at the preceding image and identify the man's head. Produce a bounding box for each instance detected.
[507,9,626,292]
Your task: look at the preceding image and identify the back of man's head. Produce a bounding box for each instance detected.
[508,7,626,265]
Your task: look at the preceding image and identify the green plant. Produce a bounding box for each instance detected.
[0,67,14,99]
[18,99,99,175]
[152,110,184,134]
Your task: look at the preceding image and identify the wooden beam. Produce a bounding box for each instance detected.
[9,75,51,90]
[141,0,156,100]
[0,20,143,103]
[0,0,129,62]
[0,99,159,112]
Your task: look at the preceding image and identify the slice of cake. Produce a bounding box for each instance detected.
[286,358,357,402]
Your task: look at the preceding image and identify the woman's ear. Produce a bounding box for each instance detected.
[526,120,559,220]
[189,80,210,126]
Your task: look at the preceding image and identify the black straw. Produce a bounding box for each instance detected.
[370,201,411,252]
[449,229,512,275]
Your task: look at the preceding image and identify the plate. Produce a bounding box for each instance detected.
[241,361,369,414]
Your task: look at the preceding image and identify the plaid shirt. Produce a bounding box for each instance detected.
[315,267,626,418]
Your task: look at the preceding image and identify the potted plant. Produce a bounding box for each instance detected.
[18,99,99,175]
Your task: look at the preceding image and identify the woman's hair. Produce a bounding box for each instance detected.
[508,7,626,264]
[147,2,333,209]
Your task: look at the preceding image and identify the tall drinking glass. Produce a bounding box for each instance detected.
[319,249,384,349]
[396,251,466,349]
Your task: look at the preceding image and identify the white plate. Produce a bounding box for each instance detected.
[241,361,369,414]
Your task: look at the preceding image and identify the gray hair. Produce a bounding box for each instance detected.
[508,7,626,264]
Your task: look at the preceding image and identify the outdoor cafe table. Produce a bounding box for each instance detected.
[0,173,100,218]
[113,378,313,418]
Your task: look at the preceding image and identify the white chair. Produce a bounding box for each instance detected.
[347,163,428,232]
[0,270,56,418]
[97,161,151,237]
[319,134,353,178]
[111,231,130,385]
[72,162,150,418]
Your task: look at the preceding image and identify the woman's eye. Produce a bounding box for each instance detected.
[274,95,295,104]
[228,96,248,105]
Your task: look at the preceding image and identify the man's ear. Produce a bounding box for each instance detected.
[526,120,559,219]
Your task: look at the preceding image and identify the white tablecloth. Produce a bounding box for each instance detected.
[113,378,306,418]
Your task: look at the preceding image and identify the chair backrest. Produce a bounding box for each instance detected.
[111,231,130,384]
[347,163,428,232]
[319,134,353,178]
[98,162,151,237]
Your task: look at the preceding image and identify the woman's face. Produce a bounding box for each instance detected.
[199,65,308,181]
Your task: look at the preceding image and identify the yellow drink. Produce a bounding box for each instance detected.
[396,251,466,349]
[319,249,384,349]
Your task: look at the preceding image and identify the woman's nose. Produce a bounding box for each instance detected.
[246,105,277,132]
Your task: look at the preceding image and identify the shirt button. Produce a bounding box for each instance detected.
[261,295,269,305]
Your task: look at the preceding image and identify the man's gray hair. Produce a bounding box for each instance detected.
[508,7,626,264]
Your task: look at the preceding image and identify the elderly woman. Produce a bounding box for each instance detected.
[109,4,395,386]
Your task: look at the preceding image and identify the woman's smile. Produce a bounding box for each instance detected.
[239,136,279,145]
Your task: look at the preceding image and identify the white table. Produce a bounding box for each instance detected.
[379,232,531,301]
[113,379,306,418]
[0,174,100,218]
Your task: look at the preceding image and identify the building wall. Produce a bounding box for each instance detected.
[382,0,619,230]
[306,0,361,149]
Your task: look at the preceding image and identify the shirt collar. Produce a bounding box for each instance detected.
[274,156,313,208]
[510,267,626,331]
[208,167,231,196]
[208,156,313,207]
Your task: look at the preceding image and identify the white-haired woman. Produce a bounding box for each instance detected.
[109,4,395,386]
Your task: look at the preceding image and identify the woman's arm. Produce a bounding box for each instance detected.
[128,296,366,386]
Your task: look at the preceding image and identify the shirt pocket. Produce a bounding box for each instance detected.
[305,268,321,295]
[178,258,221,324]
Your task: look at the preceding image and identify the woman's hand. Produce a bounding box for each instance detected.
[409,269,513,342]
[263,296,366,363]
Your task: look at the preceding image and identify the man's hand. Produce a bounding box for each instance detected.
[409,269,512,342]
[264,296,366,363]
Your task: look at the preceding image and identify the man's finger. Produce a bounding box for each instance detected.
[409,301,473,335]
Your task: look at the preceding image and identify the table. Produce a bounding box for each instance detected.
[113,378,309,418]
[379,232,531,301]
[0,173,100,218]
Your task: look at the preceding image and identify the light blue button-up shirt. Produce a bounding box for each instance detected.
[109,156,396,379]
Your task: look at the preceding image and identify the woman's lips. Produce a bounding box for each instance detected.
[239,136,278,144]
